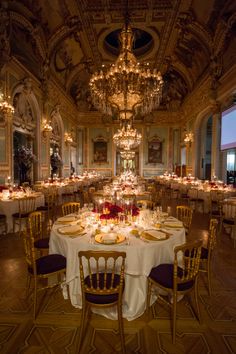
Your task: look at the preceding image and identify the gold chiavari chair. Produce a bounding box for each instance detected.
[37,188,58,231]
[28,211,49,255]
[199,218,218,296]
[147,240,202,344]
[22,229,66,319]
[189,188,204,213]
[78,250,126,353]
[0,214,7,235]
[61,184,75,203]
[62,202,80,216]
[176,205,193,234]
[222,203,236,248]
[13,196,36,235]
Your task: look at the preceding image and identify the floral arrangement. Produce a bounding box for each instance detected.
[98,202,139,220]
[15,146,37,169]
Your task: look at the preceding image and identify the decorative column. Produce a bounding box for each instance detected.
[40,57,52,179]
[211,104,221,179]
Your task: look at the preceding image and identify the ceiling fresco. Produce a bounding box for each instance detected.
[1,0,236,119]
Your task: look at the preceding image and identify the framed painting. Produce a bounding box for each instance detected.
[93,139,107,163]
[148,136,162,164]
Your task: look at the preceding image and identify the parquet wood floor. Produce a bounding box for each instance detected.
[0,211,236,353]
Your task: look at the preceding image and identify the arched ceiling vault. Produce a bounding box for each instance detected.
[2,0,236,120]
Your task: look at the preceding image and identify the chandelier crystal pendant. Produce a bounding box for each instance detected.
[120,150,135,160]
[113,122,142,150]
[89,22,163,120]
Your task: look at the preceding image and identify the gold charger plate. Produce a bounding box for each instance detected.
[141,230,169,242]
[95,233,126,245]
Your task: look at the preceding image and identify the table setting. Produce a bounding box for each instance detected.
[49,205,186,320]
[0,188,45,232]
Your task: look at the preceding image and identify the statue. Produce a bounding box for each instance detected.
[50,147,63,178]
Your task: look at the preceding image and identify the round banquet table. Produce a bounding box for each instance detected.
[49,215,186,321]
[0,192,45,232]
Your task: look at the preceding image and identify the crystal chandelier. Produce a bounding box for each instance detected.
[89,22,163,121]
[64,132,73,144]
[184,132,194,144]
[120,150,135,159]
[0,90,14,115]
[113,122,142,150]
[42,119,53,133]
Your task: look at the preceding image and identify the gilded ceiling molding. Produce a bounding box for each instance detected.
[213,12,236,55]
[188,21,212,54]
[155,0,182,69]
[9,11,46,61]
[47,81,78,123]
[48,24,81,58]
[182,77,212,121]
[0,8,11,71]
[168,57,194,91]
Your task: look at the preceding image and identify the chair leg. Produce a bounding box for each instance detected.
[207,259,212,296]
[78,304,88,352]
[117,303,126,354]
[26,274,31,297]
[146,279,152,315]
[172,293,177,344]
[33,278,38,319]
[194,276,201,324]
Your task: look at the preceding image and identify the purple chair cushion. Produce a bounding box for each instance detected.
[37,205,48,211]
[12,212,30,218]
[34,237,50,249]
[149,264,194,291]
[28,254,66,275]
[223,218,235,225]
[200,247,208,259]
[84,273,123,304]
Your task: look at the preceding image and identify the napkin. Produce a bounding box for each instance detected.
[58,225,84,235]
[163,221,183,228]
[57,215,77,223]
[101,233,117,244]
[143,229,167,240]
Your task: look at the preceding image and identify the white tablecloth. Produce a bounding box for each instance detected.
[49,219,185,321]
[0,193,45,232]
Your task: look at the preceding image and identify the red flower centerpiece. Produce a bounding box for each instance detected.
[100,202,124,220]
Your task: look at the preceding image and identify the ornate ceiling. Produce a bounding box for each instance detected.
[1,0,236,120]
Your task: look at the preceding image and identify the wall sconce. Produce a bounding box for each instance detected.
[184,131,194,146]
[42,119,53,136]
[0,89,14,115]
[64,132,73,144]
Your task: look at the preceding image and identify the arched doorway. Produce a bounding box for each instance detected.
[49,106,64,178]
[12,78,40,185]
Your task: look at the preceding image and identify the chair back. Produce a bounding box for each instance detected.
[28,211,43,240]
[62,202,80,216]
[174,240,202,289]
[79,250,126,300]
[176,205,193,233]
[207,218,218,252]
[18,196,36,215]
[22,229,37,275]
